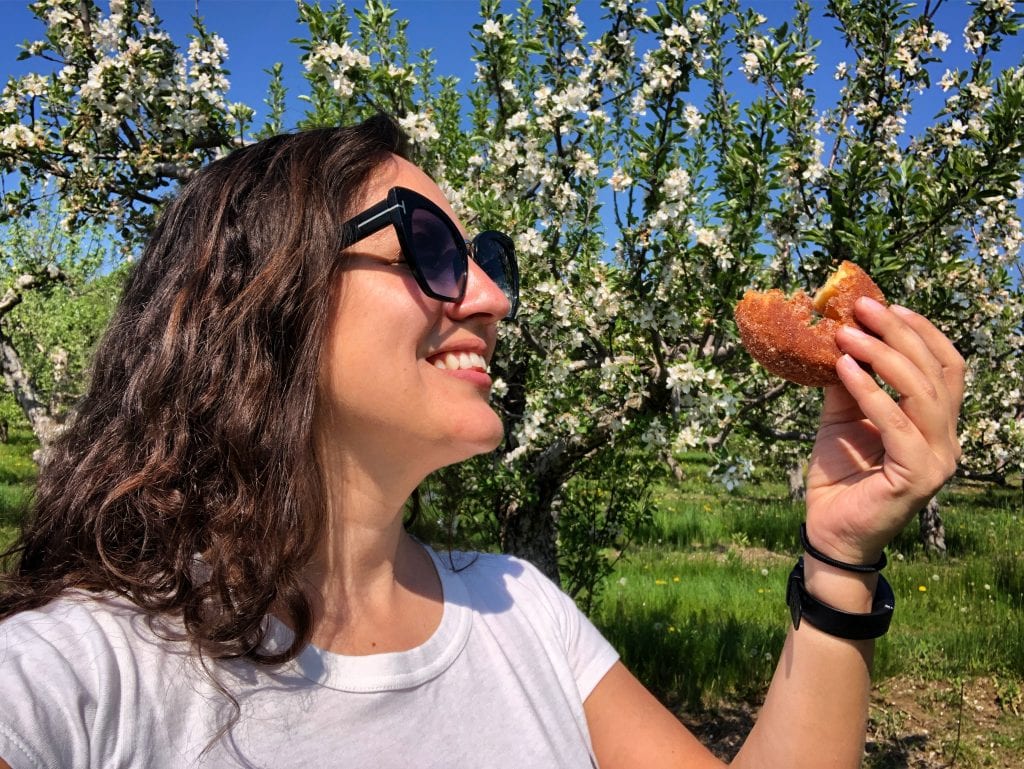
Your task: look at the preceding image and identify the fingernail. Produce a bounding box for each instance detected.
[890,304,914,317]
[840,325,870,340]
[837,354,863,375]
[856,296,884,311]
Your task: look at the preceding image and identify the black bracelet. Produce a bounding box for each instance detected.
[799,523,887,573]
[787,558,895,640]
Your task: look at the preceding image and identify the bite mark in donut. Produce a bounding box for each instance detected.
[734,261,885,387]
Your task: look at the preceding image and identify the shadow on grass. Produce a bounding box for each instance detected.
[864,733,930,769]
[942,483,1022,511]
[646,489,804,554]
[0,429,39,487]
[597,595,786,709]
[994,554,1024,607]
[0,482,31,536]
[727,500,803,552]
[679,700,757,762]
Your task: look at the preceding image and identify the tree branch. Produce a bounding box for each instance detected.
[0,267,65,318]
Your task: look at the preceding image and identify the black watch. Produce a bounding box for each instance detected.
[786,557,895,640]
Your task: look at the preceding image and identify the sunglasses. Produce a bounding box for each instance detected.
[338,186,519,320]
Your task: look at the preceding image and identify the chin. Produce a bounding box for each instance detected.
[435,410,505,466]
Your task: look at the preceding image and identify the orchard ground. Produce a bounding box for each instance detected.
[687,673,1022,768]
[591,459,1023,769]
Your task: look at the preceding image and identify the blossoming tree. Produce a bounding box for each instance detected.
[2,0,1021,587]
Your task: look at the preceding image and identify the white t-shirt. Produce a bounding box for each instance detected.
[0,548,619,768]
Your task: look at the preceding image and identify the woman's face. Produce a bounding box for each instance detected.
[315,155,511,481]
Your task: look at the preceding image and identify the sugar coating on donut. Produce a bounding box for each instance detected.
[734,261,885,387]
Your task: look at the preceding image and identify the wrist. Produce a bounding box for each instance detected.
[803,522,886,569]
[802,556,878,614]
[788,558,894,640]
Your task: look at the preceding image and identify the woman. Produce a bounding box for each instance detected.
[0,115,962,768]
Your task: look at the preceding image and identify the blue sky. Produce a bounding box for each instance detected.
[2,0,1015,131]
[1,0,492,125]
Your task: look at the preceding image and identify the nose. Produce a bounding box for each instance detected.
[447,257,512,322]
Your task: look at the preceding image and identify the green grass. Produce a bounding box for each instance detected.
[592,461,1024,711]
[0,427,36,552]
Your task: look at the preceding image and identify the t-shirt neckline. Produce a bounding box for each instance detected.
[265,545,472,693]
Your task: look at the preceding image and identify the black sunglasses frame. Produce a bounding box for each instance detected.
[338,186,520,320]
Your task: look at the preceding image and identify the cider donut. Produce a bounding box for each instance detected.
[734,261,885,387]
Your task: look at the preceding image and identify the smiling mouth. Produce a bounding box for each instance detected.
[430,351,488,372]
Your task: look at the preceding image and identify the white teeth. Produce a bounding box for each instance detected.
[432,351,487,371]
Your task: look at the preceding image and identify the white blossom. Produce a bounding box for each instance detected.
[516,228,546,258]
[663,167,690,201]
[397,112,440,144]
[683,103,704,135]
[0,123,42,150]
[565,9,585,36]
[741,52,760,80]
[481,18,504,40]
[964,27,986,53]
[688,10,707,33]
[609,167,633,191]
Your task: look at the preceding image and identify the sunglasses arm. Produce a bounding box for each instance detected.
[339,198,405,250]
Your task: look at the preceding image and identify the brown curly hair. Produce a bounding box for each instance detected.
[0,114,407,668]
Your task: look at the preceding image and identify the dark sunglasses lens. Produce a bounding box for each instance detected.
[409,206,466,300]
[474,232,519,317]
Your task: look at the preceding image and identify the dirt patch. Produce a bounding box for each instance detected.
[866,676,1023,768]
[694,543,795,567]
[675,675,1023,768]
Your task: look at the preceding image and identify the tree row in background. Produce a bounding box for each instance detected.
[1,0,1021,599]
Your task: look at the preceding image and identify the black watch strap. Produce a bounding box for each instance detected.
[786,557,895,640]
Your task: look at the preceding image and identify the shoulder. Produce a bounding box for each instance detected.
[432,549,579,631]
[1,590,180,656]
[0,590,191,696]
[435,549,555,596]
[2,590,125,652]
[0,592,209,767]
[0,594,158,766]
[431,548,620,702]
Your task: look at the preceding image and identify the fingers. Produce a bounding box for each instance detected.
[846,298,963,455]
[887,303,965,461]
[834,353,956,496]
[833,298,963,487]
[888,303,966,412]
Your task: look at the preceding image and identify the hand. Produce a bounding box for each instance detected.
[804,297,964,564]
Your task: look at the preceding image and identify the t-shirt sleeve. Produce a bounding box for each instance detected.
[507,557,620,701]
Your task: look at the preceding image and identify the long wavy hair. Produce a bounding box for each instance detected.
[0,114,406,667]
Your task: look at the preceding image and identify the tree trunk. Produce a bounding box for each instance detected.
[0,270,68,453]
[0,331,63,450]
[787,458,807,501]
[918,495,946,555]
[499,477,561,583]
[665,452,686,483]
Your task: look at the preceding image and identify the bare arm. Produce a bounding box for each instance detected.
[585,299,964,769]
